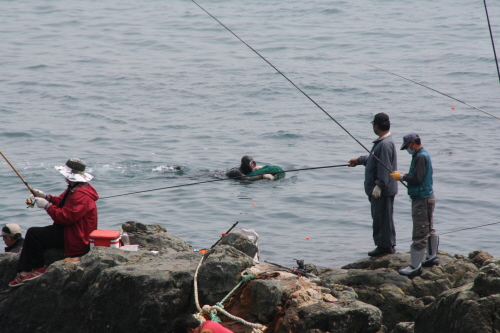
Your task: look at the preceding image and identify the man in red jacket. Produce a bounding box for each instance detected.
[9,158,98,287]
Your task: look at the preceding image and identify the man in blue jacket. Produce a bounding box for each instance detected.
[391,133,439,277]
[348,113,398,256]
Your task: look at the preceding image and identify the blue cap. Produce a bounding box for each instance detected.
[400,133,419,150]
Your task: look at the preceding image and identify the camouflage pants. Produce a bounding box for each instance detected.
[411,194,436,250]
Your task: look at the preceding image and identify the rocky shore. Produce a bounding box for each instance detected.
[0,222,499,333]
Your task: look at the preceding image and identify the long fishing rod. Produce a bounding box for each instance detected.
[191,0,408,191]
[330,53,500,121]
[0,151,36,208]
[100,164,350,199]
[483,0,500,86]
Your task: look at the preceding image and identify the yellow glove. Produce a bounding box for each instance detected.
[390,171,405,181]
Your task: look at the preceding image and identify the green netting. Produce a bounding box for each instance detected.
[246,165,285,180]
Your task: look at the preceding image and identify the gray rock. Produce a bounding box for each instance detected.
[219,232,258,260]
[390,322,414,333]
[414,261,500,333]
[0,223,257,333]
[197,245,255,305]
[320,251,479,331]
[468,249,494,268]
[122,221,192,253]
[1,222,498,333]
[222,269,383,333]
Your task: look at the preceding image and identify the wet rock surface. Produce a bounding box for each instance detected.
[0,222,498,333]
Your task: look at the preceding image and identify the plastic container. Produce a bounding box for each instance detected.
[89,230,121,248]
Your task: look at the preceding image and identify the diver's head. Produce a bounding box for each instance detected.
[240,155,256,174]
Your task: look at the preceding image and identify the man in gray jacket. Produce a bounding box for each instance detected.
[348,113,398,256]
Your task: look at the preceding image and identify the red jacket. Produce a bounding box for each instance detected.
[201,321,234,333]
[46,183,99,256]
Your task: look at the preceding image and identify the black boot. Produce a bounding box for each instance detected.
[368,246,395,256]
[422,235,439,267]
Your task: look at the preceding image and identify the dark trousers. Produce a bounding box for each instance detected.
[17,224,64,272]
[369,195,396,248]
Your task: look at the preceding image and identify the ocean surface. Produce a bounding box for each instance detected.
[1,0,498,268]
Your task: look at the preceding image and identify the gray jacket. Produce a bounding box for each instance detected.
[358,134,398,197]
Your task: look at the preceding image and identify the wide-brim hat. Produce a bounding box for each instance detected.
[55,158,94,182]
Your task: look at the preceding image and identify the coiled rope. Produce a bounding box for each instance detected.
[193,254,267,332]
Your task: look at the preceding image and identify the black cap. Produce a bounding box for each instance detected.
[371,113,390,125]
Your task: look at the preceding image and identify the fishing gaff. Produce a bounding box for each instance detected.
[0,151,37,208]
[209,221,239,250]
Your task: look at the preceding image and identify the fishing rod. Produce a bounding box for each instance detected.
[0,151,36,208]
[100,164,350,199]
[194,0,498,120]
[483,0,500,86]
[191,0,405,187]
[330,53,500,121]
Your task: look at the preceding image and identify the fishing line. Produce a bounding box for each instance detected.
[330,53,500,121]
[191,0,399,178]
[440,220,500,236]
[483,0,500,85]
[100,164,349,199]
[0,212,31,221]
[400,214,500,244]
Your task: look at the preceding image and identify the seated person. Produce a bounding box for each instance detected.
[226,155,284,180]
[2,223,24,253]
[8,158,99,288]
[172,314,234,333]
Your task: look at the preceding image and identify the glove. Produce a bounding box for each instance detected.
[390,171,405,181]
[35,198,50,209]
[262,174,274,180]
[32,189,46,198]
[372,185,382,199]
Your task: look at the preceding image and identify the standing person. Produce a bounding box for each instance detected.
[8,158,99,287]
[348,113,398,256]
[172,314,234,333]
[391,133,438,277]
[2,223,24,253]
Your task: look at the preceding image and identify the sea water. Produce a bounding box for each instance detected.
[0,0,499,268]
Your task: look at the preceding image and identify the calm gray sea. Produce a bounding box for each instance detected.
[1,0,499,267]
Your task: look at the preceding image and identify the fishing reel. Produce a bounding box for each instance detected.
[26,197,35,208]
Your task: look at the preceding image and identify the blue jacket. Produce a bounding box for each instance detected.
[406,148,433,200]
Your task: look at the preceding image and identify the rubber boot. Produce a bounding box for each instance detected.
[399,247,426,277]
[422,235,439,267]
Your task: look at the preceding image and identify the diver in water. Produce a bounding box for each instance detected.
[225,155,285,181]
